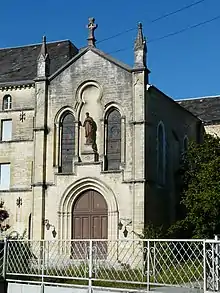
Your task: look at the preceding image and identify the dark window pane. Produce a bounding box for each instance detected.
[106,109,121,170]
[61,113,75,173]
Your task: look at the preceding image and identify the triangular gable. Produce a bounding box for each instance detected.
[49,46,132,81]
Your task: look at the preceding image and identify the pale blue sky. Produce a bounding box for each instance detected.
[0,0,219,99]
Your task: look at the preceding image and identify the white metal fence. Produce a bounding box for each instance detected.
[0,238,220,292]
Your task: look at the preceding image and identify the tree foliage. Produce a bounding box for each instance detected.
[170,133,220,239]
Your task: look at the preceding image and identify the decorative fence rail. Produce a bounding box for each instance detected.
[0,238,219,292]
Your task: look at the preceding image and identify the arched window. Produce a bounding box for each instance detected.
[2,95,12,110]
[105,108,121,170]
[59,112,75,173]
[157,122,166,185]
[183,135,189,153]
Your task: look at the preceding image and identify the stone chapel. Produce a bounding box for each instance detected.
[0,18,203,240]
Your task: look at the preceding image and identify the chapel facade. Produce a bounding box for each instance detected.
[0,18,202,240]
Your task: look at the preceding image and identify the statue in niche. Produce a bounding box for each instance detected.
[83,112,97,152]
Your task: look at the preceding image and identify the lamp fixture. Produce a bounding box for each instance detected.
[43,219,57,238]
[43,219,51,230]
[118,218,132,237]
[123,226,128,238]
[52,228,57,238]
[118,221,123,230]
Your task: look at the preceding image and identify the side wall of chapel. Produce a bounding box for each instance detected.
[145,86,201,227]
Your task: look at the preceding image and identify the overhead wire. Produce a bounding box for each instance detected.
[106,13,220,55]
[96,27,136,45]
[97,0,207,45]
[150,0,207,23]
[148,13,220,43]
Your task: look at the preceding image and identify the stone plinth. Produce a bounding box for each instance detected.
[81,143,98,163]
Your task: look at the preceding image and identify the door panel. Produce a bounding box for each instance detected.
[73,217,81,239]
[92,216,101,239]
[82,217,90,239]
[72,190,108,259]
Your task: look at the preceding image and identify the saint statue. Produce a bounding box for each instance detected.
[83,112,97,152]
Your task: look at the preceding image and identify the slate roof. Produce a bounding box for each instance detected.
[177,96,220,123]
[0,40,78,83]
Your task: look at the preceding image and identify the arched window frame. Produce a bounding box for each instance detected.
[2,95,12,111]
[183,135,189,153]
[54,108,76,174]
[157,121,166,185]
[104,106,122,171]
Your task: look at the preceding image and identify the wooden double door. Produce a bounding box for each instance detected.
[72,190,108,258]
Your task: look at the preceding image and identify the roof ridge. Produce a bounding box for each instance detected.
[176,94,220,102]
[0,39,71,51]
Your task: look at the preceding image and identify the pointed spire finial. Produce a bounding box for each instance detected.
[87,17,98,47]
[134,22,147,68]
[39,35,48,58]
[134,22,145,51]
[138,22,142,30]
[37,35,50,78]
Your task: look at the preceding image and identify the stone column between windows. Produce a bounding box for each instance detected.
[74,121,79,162]
[103,119,108,170]
[58,123,62,171]
[54,123,59,169]
[121,116,126,167]
[99,118,105,167]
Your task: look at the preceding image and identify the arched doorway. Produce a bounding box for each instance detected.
[72,190,108,259]
[72,189,108,239]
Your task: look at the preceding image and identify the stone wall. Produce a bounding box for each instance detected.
[205,123,220,137]
[0,86,35,234]
[145,86,201,226]
[32,49,146,240]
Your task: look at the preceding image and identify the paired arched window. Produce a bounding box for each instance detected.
[56,107,122,172]
[157,122,166,185]
[105,108,121,170]
[59,112,75,173]
[2,95,12,111]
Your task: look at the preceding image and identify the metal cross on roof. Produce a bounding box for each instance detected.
[87,17,97,47]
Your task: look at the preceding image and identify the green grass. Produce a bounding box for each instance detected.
[5,259,203,290]
[151,260,203,285]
